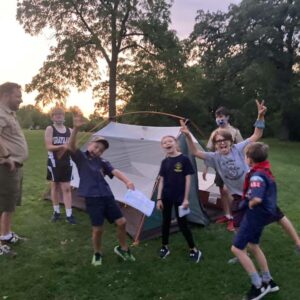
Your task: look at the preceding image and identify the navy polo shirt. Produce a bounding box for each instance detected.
[245,171,277,219]
[159,154,195,204]
[71,150,114,198]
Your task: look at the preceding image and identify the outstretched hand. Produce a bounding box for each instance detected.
[256,100,267,118]
[180,119,190,136]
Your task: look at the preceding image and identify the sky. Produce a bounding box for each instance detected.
[0,0,240,117]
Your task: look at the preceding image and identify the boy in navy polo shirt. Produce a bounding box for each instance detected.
[68,115,136,266]
[231,143,279,300]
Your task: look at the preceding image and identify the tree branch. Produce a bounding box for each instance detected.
[68,0,111,66]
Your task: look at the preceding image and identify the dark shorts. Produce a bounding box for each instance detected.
[0,165,23,212]
[47,159,72,182]
[266,206,285,224]
[214,172,224,188]
[233,210,270,249]
[231,194,245,228]
[85,196,123,226]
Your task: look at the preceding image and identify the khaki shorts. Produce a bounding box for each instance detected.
[0,164,23,212]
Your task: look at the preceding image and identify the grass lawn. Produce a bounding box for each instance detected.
[1,131,300,300]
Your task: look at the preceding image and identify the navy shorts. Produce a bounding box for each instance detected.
[214,172,224,188]
[266,206,285,224]
[233,210,268,249]
[47,159,72,182]
[85,196,123,226]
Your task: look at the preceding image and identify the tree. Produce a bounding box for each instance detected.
[191,0,300,139]
[17,105,51,129]
[17,0,173,119]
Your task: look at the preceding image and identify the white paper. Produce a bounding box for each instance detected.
[122,189,155,217]
[178,205,191,218]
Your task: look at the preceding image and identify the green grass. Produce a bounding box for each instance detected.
[1,132,300,300]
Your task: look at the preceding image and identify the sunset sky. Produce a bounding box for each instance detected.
[0,0,240,117]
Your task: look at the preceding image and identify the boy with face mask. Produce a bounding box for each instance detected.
[204,107,243,231]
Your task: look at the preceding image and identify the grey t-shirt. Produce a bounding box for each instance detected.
[204,139,251,196]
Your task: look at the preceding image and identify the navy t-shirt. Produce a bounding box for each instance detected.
[245,171,277,221]
[71,150,114,198]
[159,154,195,204]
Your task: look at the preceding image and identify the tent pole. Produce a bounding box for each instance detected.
[133,214,146,246]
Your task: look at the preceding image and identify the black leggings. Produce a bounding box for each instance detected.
[161,201,195,248]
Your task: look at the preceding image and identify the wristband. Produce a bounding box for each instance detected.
[254,119,265,129]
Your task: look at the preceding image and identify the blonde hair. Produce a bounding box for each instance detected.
[161,135,181,152]
[51,107,65,116]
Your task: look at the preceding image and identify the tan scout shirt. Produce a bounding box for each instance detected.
[206,124,243,151]
[0,104,28,163]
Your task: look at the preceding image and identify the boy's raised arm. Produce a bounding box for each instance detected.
[68,115,85,153]
[180,120,206,160]
[248,100,267,143]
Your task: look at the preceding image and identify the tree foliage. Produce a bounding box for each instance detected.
[17,0,173,118]
[191,0,300,139]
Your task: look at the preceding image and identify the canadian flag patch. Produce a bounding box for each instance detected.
[250,175,264,188]
[250,181,261,188]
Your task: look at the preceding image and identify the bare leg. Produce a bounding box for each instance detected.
[92,226,103,253]
[247,243,269,273]
[50,182,60,207]
[231,245,257,274]
[278,216,300,247]
[60,182,72,210]
[0,211,12,236]
[115,217,128,250]
[220,186,232,217]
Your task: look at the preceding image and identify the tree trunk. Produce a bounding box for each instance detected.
[109,60,117,121]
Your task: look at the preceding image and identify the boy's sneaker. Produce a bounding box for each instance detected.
[245,284,270,300]
[226,220,235,232]
[51,212,61,222]
[189,249,202,263]
[91,253,102,266]
[0,244,17,257]
[265,280,279,293]
[66,215,77,225]
[227,256,239,264]
[159,246,170,259]
[1,232,22,244]
[216,215,230,224]
[114,245,136,261]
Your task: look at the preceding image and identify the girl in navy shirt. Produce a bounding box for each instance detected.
[156,135,202,263]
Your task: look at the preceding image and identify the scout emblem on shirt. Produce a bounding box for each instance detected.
[250,176,263,188]
[222,158,244,180]
[174,162,183,173]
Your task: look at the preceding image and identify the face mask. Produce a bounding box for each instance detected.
[216,116,229,127]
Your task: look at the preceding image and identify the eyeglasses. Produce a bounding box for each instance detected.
[214,138,229,144]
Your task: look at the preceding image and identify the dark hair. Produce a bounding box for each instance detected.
[212,129,233,144]
[0,82,21,97]
[215,106,230,117]
[245,142,269,163]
